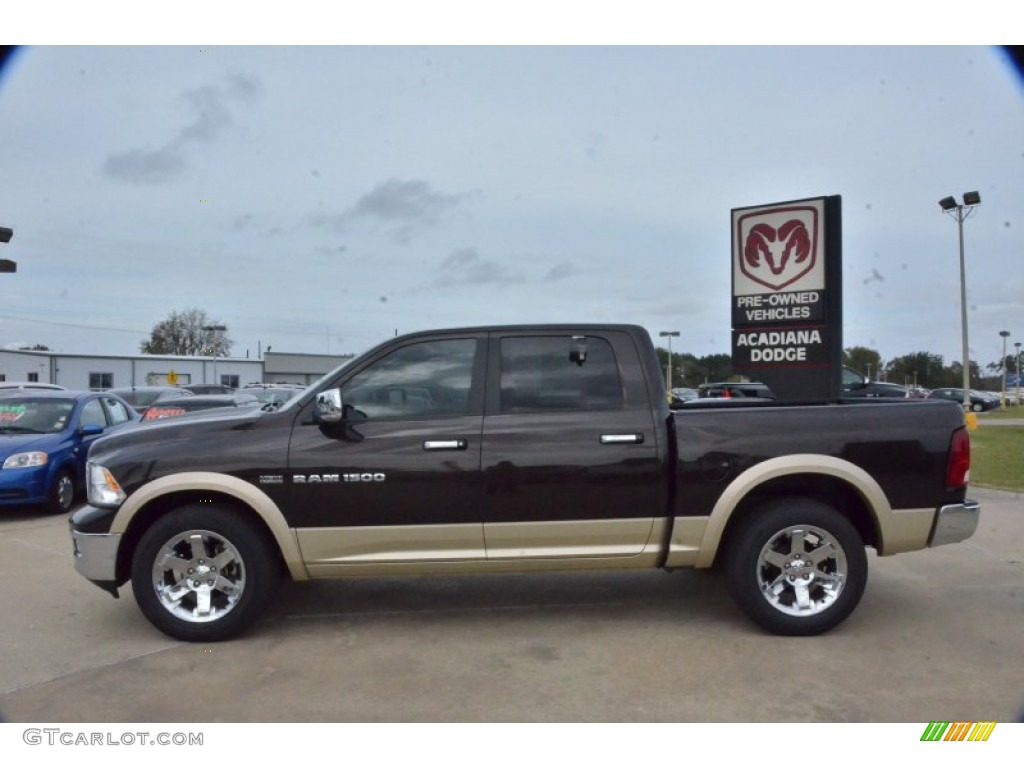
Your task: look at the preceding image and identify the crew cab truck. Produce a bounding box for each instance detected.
[70,325,979,642]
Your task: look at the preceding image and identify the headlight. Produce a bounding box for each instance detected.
[2,451,48,470]
[87,462,127,507]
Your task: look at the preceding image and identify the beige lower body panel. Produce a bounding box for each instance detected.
[484,517,659,559]
[662,517,710,568]
[299,518,667,578]
[878,507,935,555]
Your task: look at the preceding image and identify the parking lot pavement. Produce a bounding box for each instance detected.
[1,487,1021,723]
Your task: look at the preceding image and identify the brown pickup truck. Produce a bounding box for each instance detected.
[71,324,978,641]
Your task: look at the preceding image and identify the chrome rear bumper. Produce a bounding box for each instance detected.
[929,499,981,547]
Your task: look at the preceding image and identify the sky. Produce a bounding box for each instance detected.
[1,33,1022,369]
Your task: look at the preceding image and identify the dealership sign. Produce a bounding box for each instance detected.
[731,196,843,401]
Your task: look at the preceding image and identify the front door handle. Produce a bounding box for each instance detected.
[600,433,645,445]
[423,439,468,451]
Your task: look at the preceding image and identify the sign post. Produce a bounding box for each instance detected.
[731,195,843,402]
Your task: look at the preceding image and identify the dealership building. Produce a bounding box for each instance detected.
[0,348,353,391]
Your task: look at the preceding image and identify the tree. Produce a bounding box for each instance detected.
[885,351,945,389]
[696,353,735,383]
[947,360,981,389]
[842,346,882,379]
[986,355,1018,376]
[140,308,233,356]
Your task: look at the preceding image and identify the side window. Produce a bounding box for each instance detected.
[101,397,131,425]
[500,336,624,413]
[341,339,477,420]
[79,398,109,429]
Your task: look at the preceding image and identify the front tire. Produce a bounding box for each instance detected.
[725,498,867,636]
[47,469,76,515]
[131,504,279,642]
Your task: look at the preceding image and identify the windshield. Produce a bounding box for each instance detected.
[0,398,75,434]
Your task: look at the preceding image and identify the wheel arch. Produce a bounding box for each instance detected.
[109,472,308,585]
[695,454,888,568]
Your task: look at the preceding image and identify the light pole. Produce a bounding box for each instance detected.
[202,324,227,386]
[999,330,1010,408]
[939,192,981,410]
[659,331,680,394]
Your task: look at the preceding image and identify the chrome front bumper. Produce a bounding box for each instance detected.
[71,529,122,583]
[929,499,981,548]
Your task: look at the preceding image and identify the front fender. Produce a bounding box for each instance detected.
[110,472,308,581]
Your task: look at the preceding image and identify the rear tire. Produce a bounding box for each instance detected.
[725,497,867,636]
[131,504,279,642]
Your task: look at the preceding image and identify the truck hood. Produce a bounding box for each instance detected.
[88,408,265,461]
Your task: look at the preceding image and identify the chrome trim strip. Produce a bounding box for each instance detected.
[72,531,122,582]
[297,523,486,565]
[929,499,981,547]
[485,518,656,559]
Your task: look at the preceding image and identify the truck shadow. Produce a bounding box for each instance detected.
[266,568,742,631]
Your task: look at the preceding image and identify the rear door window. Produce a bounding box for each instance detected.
[499,336,623,413]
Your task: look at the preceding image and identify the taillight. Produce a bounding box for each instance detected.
[945,427,970,489]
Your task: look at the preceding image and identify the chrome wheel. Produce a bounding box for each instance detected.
[56,473,74,509]
[726,498,867,636]
[132,505,279,641]
[756,524,847,617]
[48,470,75,514]
[150,528,247,624]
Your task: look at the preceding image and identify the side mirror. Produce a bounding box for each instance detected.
[79,424,105,437]
[315,388,344,424]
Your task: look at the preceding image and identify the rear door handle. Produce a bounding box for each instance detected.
[423,439,468,451]
[600,433,645,445]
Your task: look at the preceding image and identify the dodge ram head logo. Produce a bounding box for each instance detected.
[737,206,819,291]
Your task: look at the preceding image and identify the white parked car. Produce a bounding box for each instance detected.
[0,381,66,390]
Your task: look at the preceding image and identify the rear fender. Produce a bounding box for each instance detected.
[692,454,890,568]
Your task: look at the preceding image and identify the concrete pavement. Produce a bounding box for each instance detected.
[1,487,1021,722]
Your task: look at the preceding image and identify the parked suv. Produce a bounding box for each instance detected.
[698,381,774,399]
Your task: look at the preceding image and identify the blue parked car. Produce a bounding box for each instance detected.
[0,390,139,514]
